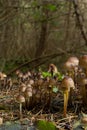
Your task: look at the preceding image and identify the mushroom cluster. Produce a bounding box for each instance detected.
[63,55,87,108]
[16,64,59,117]
[15,56,87,118]
[0,72,12,91]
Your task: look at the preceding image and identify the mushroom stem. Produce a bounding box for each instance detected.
[68,88,73,106]
[85,69,87,77]
[84,127,86,130]
[82,85,87,105]
[27,98,30,109]
[64,91,69,117]
[19,103,22,119]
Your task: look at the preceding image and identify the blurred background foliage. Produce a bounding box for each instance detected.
[0,0,87,73]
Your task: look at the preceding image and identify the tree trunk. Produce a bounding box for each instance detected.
[35,1,48,58]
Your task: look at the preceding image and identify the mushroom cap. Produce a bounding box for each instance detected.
[2,73,7,78]
[37,79,43,86]
[18,73,23,78]
[64,61,75,71]
[32,88,37,94]
[25,87,32,92]
[81,117,87,124]
[24,90,32,97]
[61,77,75,92]
[19,83,27,92]
[16,95,25,103]
[79,55,87,68]
[48,64,58,73]
[49,78,57,85]
[64,57,79,71]
[80,78,87,85]
[27,71,31,76]
[29,79,34,85]
[22,75,27,80]
[0,72,7,80]
[16,70,20,75]
[68,56,79,66]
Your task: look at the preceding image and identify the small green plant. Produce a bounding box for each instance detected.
[37,120,57,130]
[42,71,51,78]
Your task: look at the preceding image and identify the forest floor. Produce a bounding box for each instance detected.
[0,82,87,130]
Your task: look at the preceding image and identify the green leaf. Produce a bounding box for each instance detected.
[47,4,57,11]
[57,73,64,81]
[53,87,58,93]
[42,72,51,78]
[37,120,57,130]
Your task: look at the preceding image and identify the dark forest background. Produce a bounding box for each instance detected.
[0,0,87,72]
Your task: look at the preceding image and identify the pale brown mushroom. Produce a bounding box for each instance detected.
[79,55,87,68]
[64,56,79,78]
[81,116,87,130]
[19,83,27,93]
[16,95,25,119]
[24,88,32,109]
[29,79,34,85]
[68,56,79,66]
[37,79,43,86]
[64,61,75,72]
[61,77,75,117]
[48,64,58,76]
[80,78,87,105]
[79,55,87,76]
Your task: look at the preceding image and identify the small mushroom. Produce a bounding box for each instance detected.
[29,79,34,85]
[49,77,57,86]
[48,64,58,76]
[64,56,79,78]
[61,77,75,117]
[79,55,87,68]
[19,83,27,93]
[6,77,13,91]
[24,88,32,109]
[16,95,25,119]
[18,72,23,82]
[16,70,20,75]
[81,115,87,130]
[37,79,43,86]
[64,61,75,72]
[68,56,79,66]
[0,73,7,90]
[25,86,32,92]
[80,78,87,105]
[79,55,87,76]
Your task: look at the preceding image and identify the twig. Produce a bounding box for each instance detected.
[57,115,78,123]
[34,109,43,117]
[7,52,66,76]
